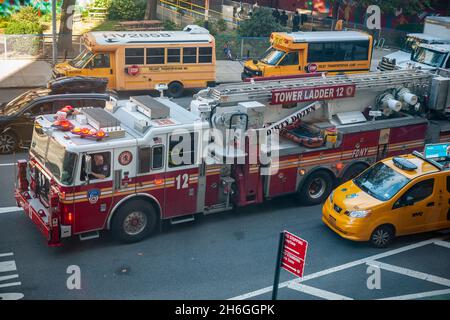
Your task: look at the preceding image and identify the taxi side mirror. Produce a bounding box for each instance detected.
[404,196,415,206]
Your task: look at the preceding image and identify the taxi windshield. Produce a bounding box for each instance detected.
[353,162,410,201]
[260,47,286,65]
[69,48,94,68]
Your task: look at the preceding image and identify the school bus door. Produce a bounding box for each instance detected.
[276,51,301,75]
[85,52,116,88]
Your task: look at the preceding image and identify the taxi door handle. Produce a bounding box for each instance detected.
[426,202,434,207]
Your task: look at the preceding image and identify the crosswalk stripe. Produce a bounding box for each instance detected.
[0,260,17,273]
[0,282,21,289]
[0,252,13,258]
[0,274,19,282]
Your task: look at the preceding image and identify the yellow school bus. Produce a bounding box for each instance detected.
[53,25,216,97]
[242,31,373,80]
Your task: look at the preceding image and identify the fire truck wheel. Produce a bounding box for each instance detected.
[341,163,369,183]
[111,200,158,243]
[167,81,184,98]
[0,131,18,154]
[298,171,334,205]
[370,225,395,248]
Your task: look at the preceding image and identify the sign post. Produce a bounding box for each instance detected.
[272,230,309,300]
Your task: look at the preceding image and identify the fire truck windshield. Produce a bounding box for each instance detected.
[30,125,77,185]
[353,162,410,201]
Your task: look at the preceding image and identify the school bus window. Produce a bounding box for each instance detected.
[92,53,110,68]
[146,48,164,64]
[261,47,286,65]
[167,48,181,63]
[352,41,369,60]
[278,52,298,66]
[138,147,151,174]
[152,145,164,170]
[199,47,212,63]
[125,48,144,65]
[183,47,197,64]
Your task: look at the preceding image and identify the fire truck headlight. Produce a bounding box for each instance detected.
[346,210,371,218]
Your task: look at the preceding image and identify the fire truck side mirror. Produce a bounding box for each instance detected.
[84,154,93,176]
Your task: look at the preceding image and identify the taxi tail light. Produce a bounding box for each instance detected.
[17,160,29,192]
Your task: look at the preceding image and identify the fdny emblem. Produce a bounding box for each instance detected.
[87,189,101,204]
[118,151,133,166]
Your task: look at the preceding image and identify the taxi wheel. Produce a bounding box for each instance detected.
[0,132,18,154]
[111,199,158,243]
[298,171,334,205]
[167,81,184,98]
[370,225,395,248]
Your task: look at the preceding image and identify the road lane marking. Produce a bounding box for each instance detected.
[0,253,13,258]
[229,236,448,300]
[0,163,15,167]
[367,261,450,287]
[0,260,16,273]
[0,293,24,300]
[288,282,353,300]
[0,274,18,282]
[0,206,22,214]
[434,240,450,249]
[0,282,21,289]
[378,288,450,300]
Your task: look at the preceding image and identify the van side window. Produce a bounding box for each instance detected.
[278,52,298,66]
[152,145,164,170]
[168,132,197,168]
[401,179,434,203]
[138,147,151,174]
[199,47,212,63]
[92,53,110,68]
[446,57,450,69]
[147,48,164,64]
[167,48,180,63]
[183,47,197,63]
[125,48,144,65]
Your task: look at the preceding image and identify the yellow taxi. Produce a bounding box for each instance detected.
[322,145,450,247]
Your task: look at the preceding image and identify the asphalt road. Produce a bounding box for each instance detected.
[0,152,449,300]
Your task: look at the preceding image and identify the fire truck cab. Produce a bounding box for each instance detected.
[15,70,450,246]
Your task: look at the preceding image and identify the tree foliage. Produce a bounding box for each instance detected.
[237,7,287,37]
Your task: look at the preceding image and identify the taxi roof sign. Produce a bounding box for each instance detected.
[393,157,417,171]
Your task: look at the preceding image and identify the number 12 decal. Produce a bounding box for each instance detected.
[176,174,189,189]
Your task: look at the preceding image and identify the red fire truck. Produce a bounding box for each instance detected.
[14,69,450,245]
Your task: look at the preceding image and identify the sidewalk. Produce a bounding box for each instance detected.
[0,59,52,88]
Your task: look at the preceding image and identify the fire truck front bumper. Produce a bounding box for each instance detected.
[15,189,70,246]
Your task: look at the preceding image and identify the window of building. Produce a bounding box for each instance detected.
[183,47,197,64]
[146,48,165,64]
[198,47,212,63]
[125,48,144,65]
[167,48,181,63]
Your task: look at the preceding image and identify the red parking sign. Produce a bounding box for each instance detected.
[281,231,308,278]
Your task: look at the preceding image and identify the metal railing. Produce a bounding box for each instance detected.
[0,34,84,60]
